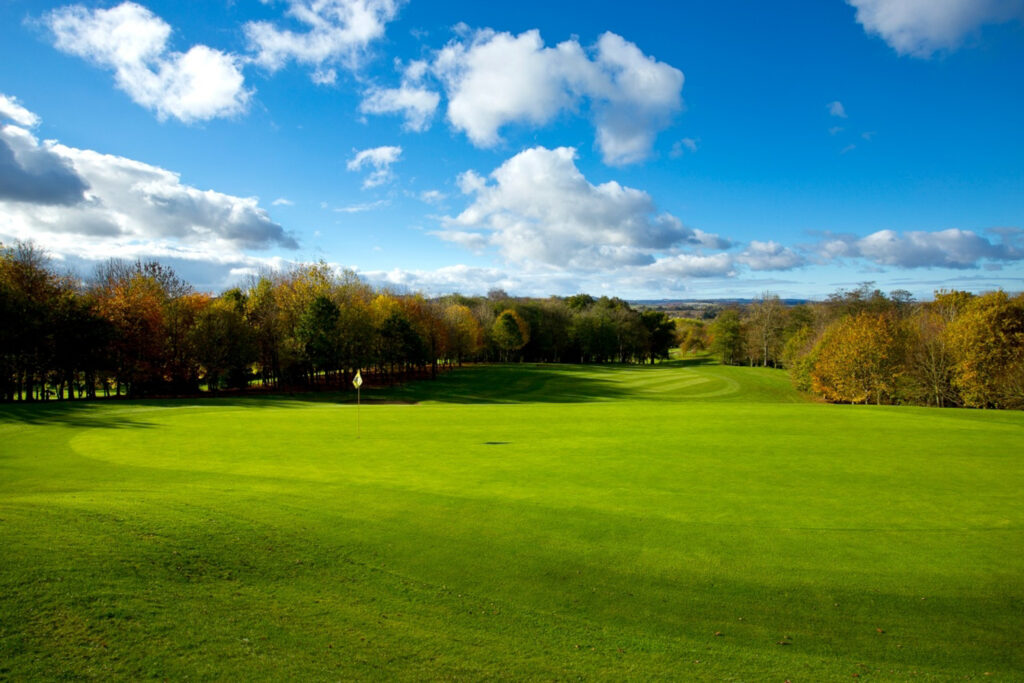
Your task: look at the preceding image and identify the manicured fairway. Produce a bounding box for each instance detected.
[1,361,1022,680]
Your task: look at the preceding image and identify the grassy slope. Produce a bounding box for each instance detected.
[1,361,1022,680]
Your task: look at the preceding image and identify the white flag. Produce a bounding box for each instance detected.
[352,370,363,389]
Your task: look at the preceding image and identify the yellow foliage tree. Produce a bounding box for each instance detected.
[945,291,1024,409]
[811,312,907,405]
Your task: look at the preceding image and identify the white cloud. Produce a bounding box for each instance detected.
[820,228,1020,268]
[589,32,685,165]
[431,29,682,165]
[641,253,736,279]
[360,59,440,131]
[670,138,698,158]
[442,146,724,270]
[359,263,583,297]
[828,101,847,118]
[0,94,41,128]
[419,189,447,204]
[245,0,400,79]
[46,2,250,123]
[737,240,806,271]
[430,229,488,252]
[346,145,402,188]
[360,85,440,131]
[272,197,294,206]
[334,199,388,212]
[0,103,295,279]
[847,0,1024,57]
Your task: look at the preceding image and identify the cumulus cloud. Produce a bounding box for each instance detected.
[46,2,250,123]
[737,240,806,271]
[359,263,587,297]
[442,146,724,270]
[644,253,736,279]
[431,29,683,165]
[272,197,294,206]
[0,120,89,206]
[847,0,1024,57]
[245,0,400,79]
[360,60,440,131]
[0,99,295,278]
[828,101,847,118]
[346,145,402,188]
[819,228,1020,268]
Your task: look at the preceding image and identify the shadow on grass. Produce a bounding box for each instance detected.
[0,403,158,429]
[0,359,722,421]
[368,364,640,404]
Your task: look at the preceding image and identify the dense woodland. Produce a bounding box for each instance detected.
[2,241,1021,408]
[0,242,676,401]
[682,285,1024,409]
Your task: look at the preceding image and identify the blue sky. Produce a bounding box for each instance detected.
[1,0,1022,299]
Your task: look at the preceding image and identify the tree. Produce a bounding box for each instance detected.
[810,312,908,405]
[192,296,256,391]
[444,304,483,365]
[709,309,744,365]
[492,309,530,361]
[745,293,785,367]
[676,319,707,355]
[244,275,284,387]
[638,311,675,364]
[297,295,341,383]
[904,308,959,407]
[946,291,1024,409]
[92,262,170,396]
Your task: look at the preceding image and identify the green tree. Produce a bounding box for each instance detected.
[297,295,341,383]
[192,296,256,391]
[492,309,530,361]
[709,309,744,365]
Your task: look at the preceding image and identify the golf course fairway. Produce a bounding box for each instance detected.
[1,360,1022,680]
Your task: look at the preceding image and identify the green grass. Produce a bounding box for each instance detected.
[1,360,1022,680]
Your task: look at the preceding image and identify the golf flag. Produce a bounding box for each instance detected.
[353,370,363,389]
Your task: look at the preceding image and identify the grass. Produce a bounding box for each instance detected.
[1,360,1022,680]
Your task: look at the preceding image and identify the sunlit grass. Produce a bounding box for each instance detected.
[1,361,1022,679]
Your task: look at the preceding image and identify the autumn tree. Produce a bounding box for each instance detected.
[92,261,173,396]
[904,307,959,407]
[945,291,1024,409]
[745,293,785,367]
[676,319,707,355]
[244,275,284,387]
[444,303,484,365]
[810,312,908,404]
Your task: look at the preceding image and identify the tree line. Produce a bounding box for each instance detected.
[0,242,676,401]
[682,285,1024,409]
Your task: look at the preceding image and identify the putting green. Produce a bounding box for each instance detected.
[1,361,1022,680]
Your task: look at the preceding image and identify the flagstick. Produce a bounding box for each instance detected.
[352,369,363,439]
